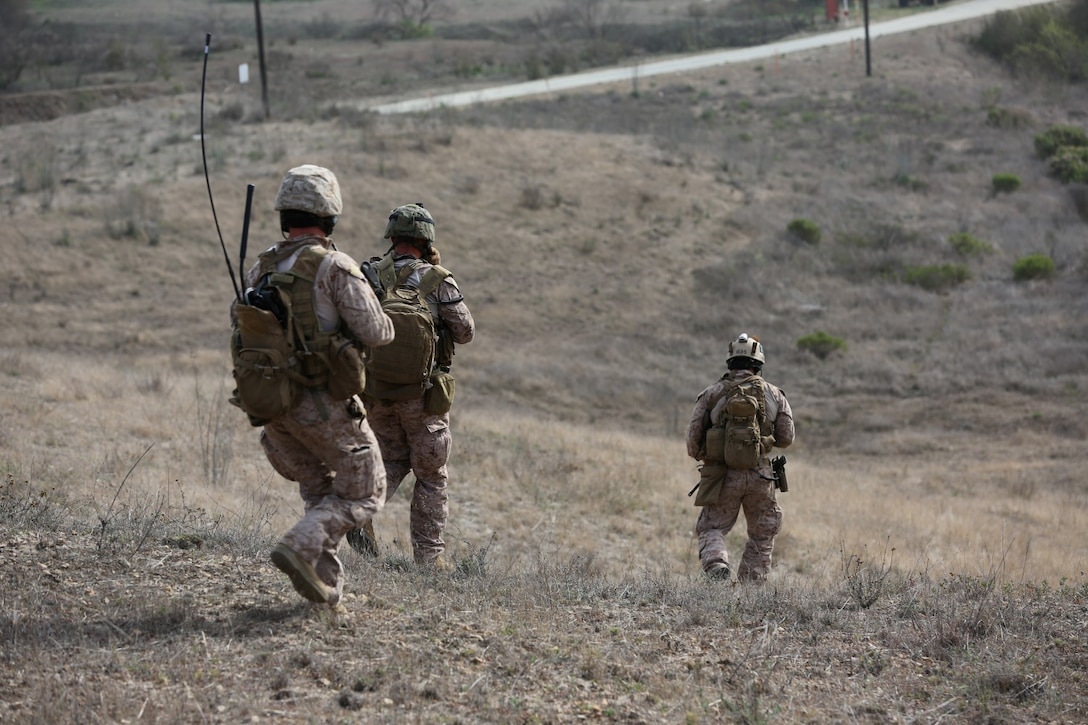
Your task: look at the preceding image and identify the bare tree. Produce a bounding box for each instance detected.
[373,0,452,27]
[528,6,572,43]
[0,0,31,90]
[562,0,625,41]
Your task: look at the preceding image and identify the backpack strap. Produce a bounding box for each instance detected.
[418,265,451,298]
[377,255,451,300]
[270,245,332,388]
[279,246,328,343]
[753,376,768,428]
[375,254,398,293]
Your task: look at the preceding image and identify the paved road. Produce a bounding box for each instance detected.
[368,0,1058,114]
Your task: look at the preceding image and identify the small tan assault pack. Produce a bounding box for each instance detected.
[230,245,366,425]
[705,375,775,470]
[363,256,450,402]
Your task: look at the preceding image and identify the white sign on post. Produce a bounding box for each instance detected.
[239,63,250,85]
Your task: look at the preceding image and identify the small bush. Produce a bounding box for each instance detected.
[1069,185,1088,222]
[986,107,1032,129]
[902,263,970,292]
[1009,21,1088,83]
[991,173,1021,195]
[1012,253,1056,281]
[103,186,163,245]
[797,331,847,360]
[519,185,544,210]
[1049,147,1088,183]
[893,173,928,193]
[217,102,245,123]
[841,541,893,611]
[972,6,1055,62]
[397,20,434,40]
[1034,125,1088,159]
[0,473,65,531]
[787,218,821,245]
[948,232,993,256]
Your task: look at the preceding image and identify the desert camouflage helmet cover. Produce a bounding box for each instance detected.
[727,332,766,365]
[383,203,435,242]
[273,164,343,217]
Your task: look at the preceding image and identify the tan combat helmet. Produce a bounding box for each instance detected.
[274,165,343,218]
[727,332,765,365]
[384,203,436,242]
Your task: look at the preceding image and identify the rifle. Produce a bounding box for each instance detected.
[771,455,788,492]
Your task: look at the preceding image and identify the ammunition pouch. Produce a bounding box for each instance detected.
[423,369,455,415]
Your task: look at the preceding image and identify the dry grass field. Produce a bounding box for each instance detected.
[1,0,1087,722]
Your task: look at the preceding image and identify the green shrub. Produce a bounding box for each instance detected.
[797,331,847,360]
[948,232,993,256]
[1034,125,1088,159]
[1009,21,1088,83]
[972,7,1088,82]
[787,218,821,245]
[972,6,1055,62]
[397,20,434,40]
[893,173,928,192]
[1012,253,1056,281]
[1049,146,1088,183]
[991,173,1021,194]
[986,107,1032,129]
[902,263,970,292]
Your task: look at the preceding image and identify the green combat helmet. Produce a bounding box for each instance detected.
[274,165,343,218]
[384,203,436,242]
[727,332,765,365]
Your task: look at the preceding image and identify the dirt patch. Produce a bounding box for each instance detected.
[0,83,170,126]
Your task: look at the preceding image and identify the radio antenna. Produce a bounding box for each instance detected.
[200,32,242,302]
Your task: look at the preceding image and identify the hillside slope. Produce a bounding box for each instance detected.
[1,8,1088,722]
[3,15,1086,437]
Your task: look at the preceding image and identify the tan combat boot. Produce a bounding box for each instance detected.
[346,519,379,558]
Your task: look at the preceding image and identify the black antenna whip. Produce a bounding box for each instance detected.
[200,32,242,302]
[239,183,254,285]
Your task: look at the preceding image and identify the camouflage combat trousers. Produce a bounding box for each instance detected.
[696,466,783,582]
[364,397,451,565]
[261,392,386,604]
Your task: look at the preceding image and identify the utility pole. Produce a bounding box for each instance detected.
[863,0,872,77]
[254,0,270,119]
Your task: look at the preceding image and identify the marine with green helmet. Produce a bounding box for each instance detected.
[346,202,475,570]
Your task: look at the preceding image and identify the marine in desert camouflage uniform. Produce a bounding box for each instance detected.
[236,165,393,608]
[350,203,475,567]
[687,333,795,583]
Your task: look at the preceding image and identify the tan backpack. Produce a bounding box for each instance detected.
[704,375,775,469]
[363,256,450,401]
[230,245,367,425]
